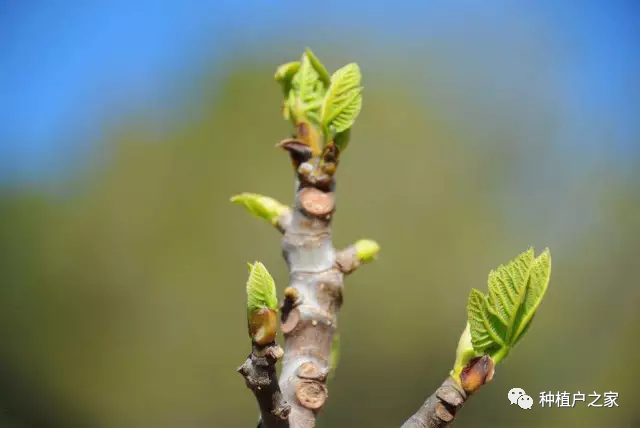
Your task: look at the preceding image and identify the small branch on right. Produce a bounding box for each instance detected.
[402,356,494,428]
[335,239,380,275]
[402,248,552,427]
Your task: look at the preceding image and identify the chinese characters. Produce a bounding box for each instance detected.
[539,392,618,408]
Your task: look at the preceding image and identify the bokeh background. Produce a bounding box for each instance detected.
[1,1,639,427]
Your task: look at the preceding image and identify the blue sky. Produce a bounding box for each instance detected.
[1,1,638,184]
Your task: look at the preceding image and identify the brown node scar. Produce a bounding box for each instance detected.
[298,362,327,381]
[296,380,328,411]
[434,402,455,422]
[299,187,335,217]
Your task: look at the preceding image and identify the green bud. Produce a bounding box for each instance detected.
[246,262,279,344]
[354,239,380,263]
[451,323,481,381]
[246,262,278,313]
[230,193,289,225]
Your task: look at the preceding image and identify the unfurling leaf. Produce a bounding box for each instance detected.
[230,193,289,225]
[246,262,278,313]
[451,323,482,379]
[321,63,363,133]
[467,248,551,364]
[289,53,325,154]
[305,48,331,88]
[246,262,279,344]
[276,50,362,154]
[354,239,380,263]
[275,61,301,97]
[291,53,324,120]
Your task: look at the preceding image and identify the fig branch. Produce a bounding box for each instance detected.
[230,48,552,428]
[402,248,551,427]
[232,48,377,428]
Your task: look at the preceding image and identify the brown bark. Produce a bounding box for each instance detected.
[238,343,291,428]
[401,356,495,428]
[264,139,349,428]
[277,192,341,426]
[237,138,351,427]
[401,378,467,428]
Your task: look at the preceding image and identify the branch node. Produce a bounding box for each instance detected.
[435,385,465,408]
[434,402,455,423]
[281,307,301,335]
[298,362,328,382]
[336,239,380,274]
[295,379,328,412]
[298,188,335,218]
[273,403,292,420]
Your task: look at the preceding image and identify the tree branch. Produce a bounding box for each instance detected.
[402,356,495,428]
[277,177,340,426]
[274,139,378,427]
[238,343,291,428]
[231,50,551,428]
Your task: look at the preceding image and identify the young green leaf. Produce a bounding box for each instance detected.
[230,193,289,225]
[321,63,363,133]
[291,53,323,120]
[246,261,278,313]
[305,47,331,88]
[275,61,301,97]
[513,248,551,343]
[246,262,278,345]
[467,248,552,364]
[467,288,504,354]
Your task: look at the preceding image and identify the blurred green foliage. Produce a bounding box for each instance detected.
[0,51,638,428]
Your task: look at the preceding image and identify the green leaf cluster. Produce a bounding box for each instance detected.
[275,48,363,151]
[467,248,551,364]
